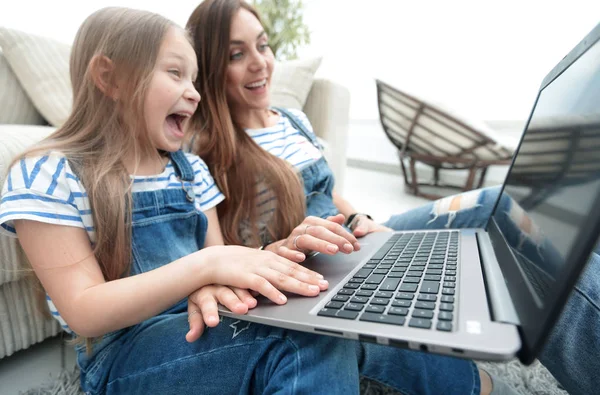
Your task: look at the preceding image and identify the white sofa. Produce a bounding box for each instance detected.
[0,26,350,359]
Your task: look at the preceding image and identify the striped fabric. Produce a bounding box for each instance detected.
[0,152,224,241]
[0,52,45,125]
[0,151,224,333]
[239,108,322,246]
[0,27,71,127]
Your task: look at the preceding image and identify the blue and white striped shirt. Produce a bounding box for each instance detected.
[0,151,224,333]
[239,108,322,245]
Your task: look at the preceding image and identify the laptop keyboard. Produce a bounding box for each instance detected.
[317,231,458,332]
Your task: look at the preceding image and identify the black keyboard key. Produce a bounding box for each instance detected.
[371,298,390,306]
[415,301,436,310]
[446,270,457,276]
[417,293,437,302]
[388,272,404,278]
[409,318,432,329]
[420,281,440,294]
[375,291,393,298]
[332,295,350,302]
[337,288,355,295]
[443,282,455,288]
[406,271,423,277]
[374,269,389,275]
[372,242,395,260]
[412,309,434,319]
[350,296,369,304]
[442,288,455,295]
[345,303,364,311]
[438,312,453,321]
[426,269,442,275]
[380,278,401,291]
[403,277,420,283]
[399,283,418,292]
[366,274,385,284]
[326,301,344,309]
[444,276,456,282]
[343,283,360,289]
[436,321,453,331]
[388,307,409,316]
[349,278,364,283]
[318,308,358,320]
[366,305,385,313]
[360,312,405,326]
[441,295,455,303]
[356,290,373,297]
[392,300,412,308]
[361,284,378,291]
[440,303,454,312]
[363,263,377,269]
[354,268,372,278]
[424,275,441,282]
[396,292,414,300]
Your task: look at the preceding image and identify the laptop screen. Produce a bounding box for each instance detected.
[488,27,600,361]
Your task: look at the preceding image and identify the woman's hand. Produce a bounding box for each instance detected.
[266,214,361,262]
[186,285,256,342]
[351,215,392,238]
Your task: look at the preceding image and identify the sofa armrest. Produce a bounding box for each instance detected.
[302,78,350,193]
[0,125,55,285]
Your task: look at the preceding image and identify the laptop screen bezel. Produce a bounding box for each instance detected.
[484,21,600,365]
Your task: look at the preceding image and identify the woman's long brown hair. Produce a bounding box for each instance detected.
[186,0,305,247]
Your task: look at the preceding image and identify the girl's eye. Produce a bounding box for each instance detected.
[230,52,243,61]
[169,69,181,77]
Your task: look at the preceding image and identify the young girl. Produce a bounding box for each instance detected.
[0,7,355,395]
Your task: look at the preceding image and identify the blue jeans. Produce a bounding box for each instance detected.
[77,151,480,395]
[384,186,600,395]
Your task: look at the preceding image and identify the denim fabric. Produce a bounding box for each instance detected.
[76,150,481,395]
[300,157,339,219]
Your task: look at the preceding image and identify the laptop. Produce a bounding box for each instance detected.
[220,22,600,364]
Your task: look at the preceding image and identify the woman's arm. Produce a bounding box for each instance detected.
[332,190,391,237]
[15,220,326,338]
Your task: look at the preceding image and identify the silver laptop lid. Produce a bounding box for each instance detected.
[486,22,600,364]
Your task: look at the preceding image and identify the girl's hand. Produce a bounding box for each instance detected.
[351,216,392,238]
[266,214,361,262]
[200,245,329,304]
[186,285,256,343]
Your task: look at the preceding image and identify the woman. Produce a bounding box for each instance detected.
[186,1,600,395]
[183,1,527,394]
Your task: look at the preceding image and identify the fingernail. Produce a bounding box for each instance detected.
[319,279,329,286]
[279,294,287,303]
[296,253,305,260]
[353,242,361,251]
[309,285,320,292]
[315,273,324,279]
[327,244,338,253]
[343,243,353,252]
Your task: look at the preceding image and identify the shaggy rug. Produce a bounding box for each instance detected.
[22,360,567,395]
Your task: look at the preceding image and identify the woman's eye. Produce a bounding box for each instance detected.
[259,44,269,52]
[168,69,181,77]
[230,52,243,60]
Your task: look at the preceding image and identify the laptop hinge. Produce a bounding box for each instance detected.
[477,231,521,325]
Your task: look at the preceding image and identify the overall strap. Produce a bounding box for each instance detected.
[273,107,324,152]
[169,150,195,182]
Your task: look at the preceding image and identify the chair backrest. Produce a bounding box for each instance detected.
[375,79,513,163]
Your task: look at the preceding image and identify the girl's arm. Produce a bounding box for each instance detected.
[203,207,225,246]
[15,219,326,338]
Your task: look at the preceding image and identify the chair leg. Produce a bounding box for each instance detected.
[476,166,489,189]
[409,158,420,196]
[399,152,410,187]
[464,166,477,191]
[433,167,440,186]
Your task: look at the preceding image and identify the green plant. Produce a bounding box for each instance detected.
[252,0,311,60]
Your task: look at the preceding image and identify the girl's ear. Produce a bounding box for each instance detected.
[89,55,120,100]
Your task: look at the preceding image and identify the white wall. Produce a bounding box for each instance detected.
[2,0,599,122]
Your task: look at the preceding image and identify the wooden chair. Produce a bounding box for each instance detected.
[376,79,514,199]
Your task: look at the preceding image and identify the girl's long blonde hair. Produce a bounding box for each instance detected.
[187,0,305,247]
[12,7,178,285]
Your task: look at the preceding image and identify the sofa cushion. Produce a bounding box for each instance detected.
[0,51,45,125]
[0,27,71,127]
[270,57,322,110]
